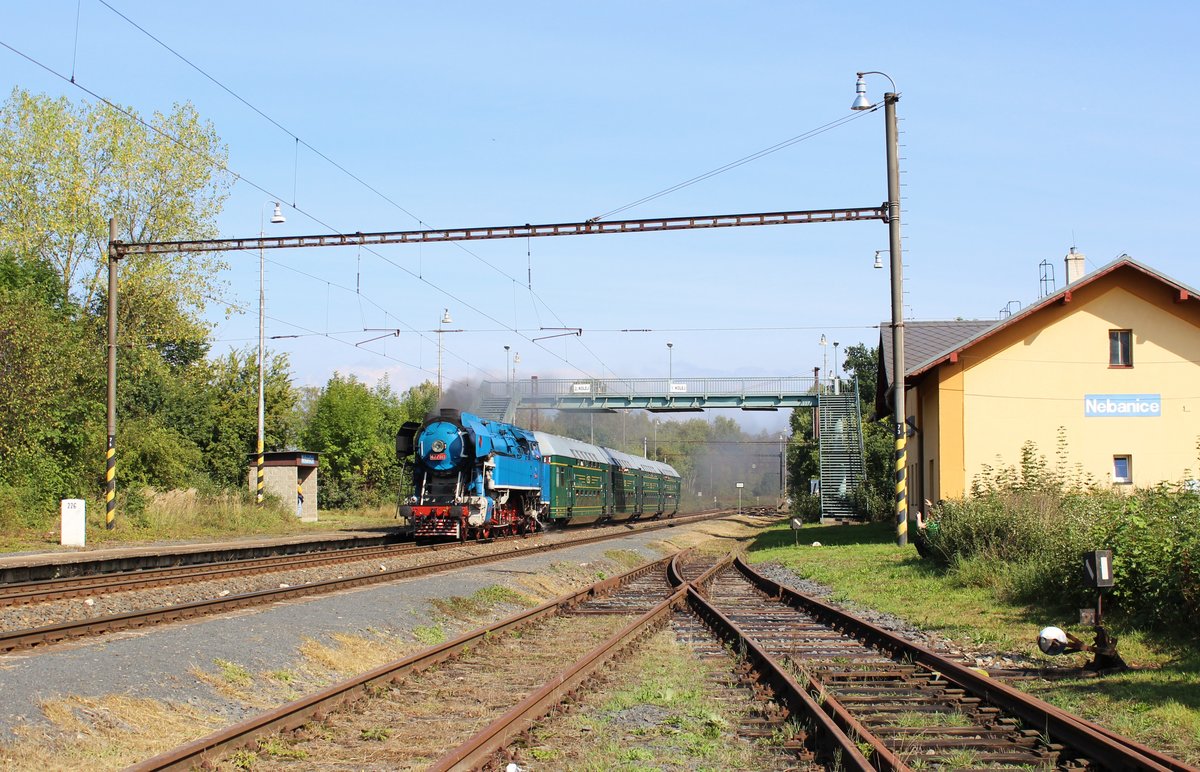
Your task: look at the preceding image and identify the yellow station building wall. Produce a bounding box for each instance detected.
[916,269,1200,500]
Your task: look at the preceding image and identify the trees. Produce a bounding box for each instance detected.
[199,349,297,490]
[301,375,437,508]
[0,88,231,313]
[841,343,892,520]
[0,253,100,523]
[0,90,232,492]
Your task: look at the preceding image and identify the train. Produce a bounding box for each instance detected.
[396,409,681,540]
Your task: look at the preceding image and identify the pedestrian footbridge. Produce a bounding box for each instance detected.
[478,377,822,418]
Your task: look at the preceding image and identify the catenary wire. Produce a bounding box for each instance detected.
[0,36,604,383]
[79,3,882,382]
[89,1,616,379]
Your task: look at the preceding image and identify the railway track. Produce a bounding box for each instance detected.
[0,510,740,653]
[0,542,430,607]
[128,551,864,770]
[689,556,1192,771]
[128,553,689,770]
[125,548,1192,771]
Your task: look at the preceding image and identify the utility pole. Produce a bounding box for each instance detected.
[105,218,118,529]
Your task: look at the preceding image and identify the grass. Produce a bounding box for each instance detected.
[430,584,539,620]
[0,694,226,769]
[518,628,787,770]
[412,623,446,646]
[0,491,401,554]
[747,520,1200,764]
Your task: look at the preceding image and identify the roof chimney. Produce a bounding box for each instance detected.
[1064,247,1086,285]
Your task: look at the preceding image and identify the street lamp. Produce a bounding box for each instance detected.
[256,201,285,507]
[833,340,841,388]
[667,341,674,387]
[853,70,907,546]
[504,345,511,390]
[819,334,828,392]
[437,308,453,398]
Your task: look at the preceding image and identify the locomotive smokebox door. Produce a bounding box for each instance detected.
[1082,550,1114,588]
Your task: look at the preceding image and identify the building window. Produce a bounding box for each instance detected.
[1113,455,1132,484]
[1109,329,1132,367]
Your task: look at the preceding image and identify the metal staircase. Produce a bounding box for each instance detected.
[476,394,515,423]
[818,380,866,520]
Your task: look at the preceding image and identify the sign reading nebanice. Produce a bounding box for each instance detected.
[1084,394,1161,417]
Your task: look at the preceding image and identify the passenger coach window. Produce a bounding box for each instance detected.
[1109,329,1132,367]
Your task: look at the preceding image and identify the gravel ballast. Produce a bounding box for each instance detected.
[0,523,699,741]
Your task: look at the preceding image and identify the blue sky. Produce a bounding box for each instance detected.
[3,2,1198,432]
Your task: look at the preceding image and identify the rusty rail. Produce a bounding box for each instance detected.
[732,555,1189,771]
[128,555,676,771]
[0,511,728,653]
[0,543,429,606]
[428,588,688,770]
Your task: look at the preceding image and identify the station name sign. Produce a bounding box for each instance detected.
[1084,394,1161,417]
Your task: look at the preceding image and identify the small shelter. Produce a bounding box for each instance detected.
[247,451,319,521]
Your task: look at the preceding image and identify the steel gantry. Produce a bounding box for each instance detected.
[107,205,888,258]
[103,203,886,526]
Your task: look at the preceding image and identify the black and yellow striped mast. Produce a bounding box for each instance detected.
[105,218,118,529]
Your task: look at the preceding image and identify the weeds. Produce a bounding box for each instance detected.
[360,726,391,741]
[413,623,446,646]
[257,736,308,759]
[215,659,253,686]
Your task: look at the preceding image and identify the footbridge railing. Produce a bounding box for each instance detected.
[482,376,826,411]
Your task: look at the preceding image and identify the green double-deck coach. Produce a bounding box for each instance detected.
[533,431,680,525]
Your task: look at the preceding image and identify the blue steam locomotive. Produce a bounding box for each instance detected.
[396,409,681,540]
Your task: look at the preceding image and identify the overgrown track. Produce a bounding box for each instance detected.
[0,511,736,654]
[128,553,686,771]
[421,551,869,771]
[693,557,1193,771]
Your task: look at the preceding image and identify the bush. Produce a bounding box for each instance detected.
[934,466,1200,635]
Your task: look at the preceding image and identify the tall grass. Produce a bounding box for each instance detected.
[931,439,1200,635]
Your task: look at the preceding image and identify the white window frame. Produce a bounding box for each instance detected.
[1112,455,1133,485]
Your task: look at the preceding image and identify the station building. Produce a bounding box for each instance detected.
[879,254,1200,507]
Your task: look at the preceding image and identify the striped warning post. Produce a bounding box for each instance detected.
[106,435,116,529]
[256,438,265,507]
[895,424,907,546]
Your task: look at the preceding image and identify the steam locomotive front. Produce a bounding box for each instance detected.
[398,410,494,538]
[415,417,468,474]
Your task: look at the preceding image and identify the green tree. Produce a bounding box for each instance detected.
[842,342,892,520]
[302,375,437,508]
[0,88,231,311]
[0,88,238,513]
[0,253,100,524]
[198,348,297,490]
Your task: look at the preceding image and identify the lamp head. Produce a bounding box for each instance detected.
[851,74,873,110]
[441,308,453,324]
[270,203,286,224]
[874,250,884,269]
[667,341,673,349]
[504,345,510,353]
[820,334,827,346]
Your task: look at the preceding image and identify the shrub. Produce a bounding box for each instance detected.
[935,441,1200,635]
